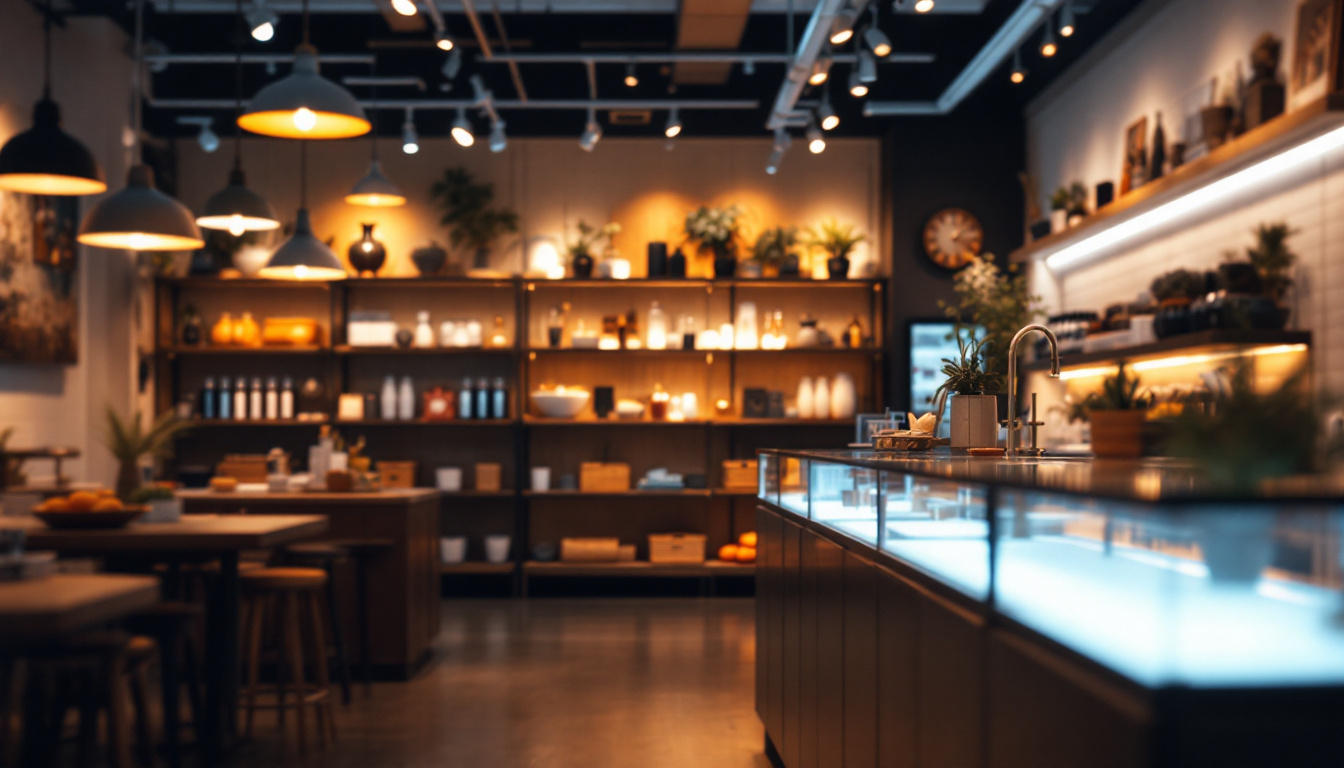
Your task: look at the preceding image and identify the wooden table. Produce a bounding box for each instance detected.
[14,514,327,761]
[0,574,158,644]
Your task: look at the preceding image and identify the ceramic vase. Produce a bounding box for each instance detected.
[813,377,831,420]
[830,373,857,420]
[826,255,850,280]
[411,243,447,276]
[797,378,815,419]
[572,252,594,278]
[949,395,998,450]
[1050,209,1068,234]
[348,223,387,277]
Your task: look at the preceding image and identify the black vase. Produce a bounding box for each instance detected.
[647,242,668,277]
[411,243,447,277]
[827,255,850,280]
[714,255,736,278]
[572,252,594,278]
[348,223,387,277]
[779,253,800,278]
[668,249,687,278]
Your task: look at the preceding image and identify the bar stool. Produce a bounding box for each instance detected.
[326,539,393,692]
[281,543,354,704]
[239,568,336,755]
[123,603,205,768]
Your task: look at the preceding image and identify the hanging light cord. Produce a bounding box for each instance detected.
[300,140,308,208]
[233,0,245,166]
[302,0,310,46]
[132,0,145,163]
[43,0,53,98]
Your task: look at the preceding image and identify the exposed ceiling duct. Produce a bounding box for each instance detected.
[673,0,754,85]
[764,0,847,130]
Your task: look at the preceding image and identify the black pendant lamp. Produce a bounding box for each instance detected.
[77,0,203,251]
[345,79,406,207]
[197,0,279,235]
[0,0,106,196]
[260,142,345,281]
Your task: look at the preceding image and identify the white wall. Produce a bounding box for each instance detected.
[1025,0,1344,389]
[0,7,137,486]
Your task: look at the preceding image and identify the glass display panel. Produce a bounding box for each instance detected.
[779,457,810,518]
[809,460,879,545]
[758,451,779,506]
[881,470,990,599]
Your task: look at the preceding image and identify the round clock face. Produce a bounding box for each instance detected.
[922,208,983,270]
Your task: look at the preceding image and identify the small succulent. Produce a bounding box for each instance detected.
[935,332,1003,398]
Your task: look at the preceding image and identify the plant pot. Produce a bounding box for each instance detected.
[739,261,763,279]
[572,252,594,278]
[1050,209,1068,234]
[144,498,182,524]
[826,255,850,280]
[778,253,800,278]
[411,243,447,276]
[949,395,999,450]
[1028,220,1052,241]
[714,256,737,278]
[115,461,140,502]
[1088,410,1146,458]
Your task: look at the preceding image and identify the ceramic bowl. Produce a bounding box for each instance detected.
[529,389,590,419]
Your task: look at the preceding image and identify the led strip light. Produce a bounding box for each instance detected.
[1056,343,1309,381]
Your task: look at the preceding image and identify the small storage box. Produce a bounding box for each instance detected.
[561,537,622,562]
[262,317,321,347]
[378,461,417,489]
[648,533,707,564]
[580,462,630,492]
[475,463,502,492]
[721,459,759,490]
[216,455,268,483]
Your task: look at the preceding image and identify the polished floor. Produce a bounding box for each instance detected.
[229,599,767,768]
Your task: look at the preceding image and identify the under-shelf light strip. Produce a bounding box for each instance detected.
[1056,343,1309,381]
[1044,125,1344,273]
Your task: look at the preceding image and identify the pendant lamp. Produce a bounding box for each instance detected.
[77,0,203,251]
[197,0,279,235]
[0,0,106,195]
[345,82,406,207]
[238,0,370,140]
[260,142,346,280]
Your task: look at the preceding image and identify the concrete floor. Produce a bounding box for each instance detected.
[229,599,768,768]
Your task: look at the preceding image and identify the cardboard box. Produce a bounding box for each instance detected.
[475,462,502,492]
[580,462,630,492]
[721,459,759,490]
[561,537,621,562]
[378,461,416,489]
[648,533,707,564]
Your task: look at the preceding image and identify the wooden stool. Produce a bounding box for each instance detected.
[239,568,335,755]
[124,603,204,768]
[281,543,354,704]
[326,539,393,693]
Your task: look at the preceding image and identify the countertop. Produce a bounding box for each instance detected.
[178,487,442,504]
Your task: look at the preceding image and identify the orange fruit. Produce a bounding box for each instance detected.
[92,498,124,512]
[39,499,71,513]
[66,491,99,512]
[738,531,757,548]
[718,544,739,562]
[735,546,757,563]
[97,489,117,498]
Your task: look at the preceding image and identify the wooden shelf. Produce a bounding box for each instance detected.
[344,277,518,288]
[523,417,712,427]
[1023,329,1312,372]
[521,560,755,577]
[527,278,711,289]
[438,490,516,498]
[1011,94,1344,270]
[732,347,878,356]
[439,562,515,575]
[527,348,709,358]
[713,488,760,497]
[713,418,854,428]
[161,346,328,355]
[160,277,332,290]
[187,419,329,427]
[335,418,518,427]
[333,345,516,356]
[523,489,713,498]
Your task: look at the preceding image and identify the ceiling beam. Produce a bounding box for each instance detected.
[673,0,754,85]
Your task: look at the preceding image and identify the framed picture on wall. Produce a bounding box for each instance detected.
[1120,116,1149,195]
[1291,0,1344,110]
[0,194,79,365]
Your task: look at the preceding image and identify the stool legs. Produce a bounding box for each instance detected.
[241,597,266,740]
[320,566,353,705]
[280,592,307,755]
[355,561,372,694]
[305,593,336,745]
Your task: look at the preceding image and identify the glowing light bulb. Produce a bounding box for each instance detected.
[128,233,150,250]
[252,21,274,41]
[914,0,934,11]
[293,264,309,279]
[361,242,372,252]
[391,0,417,15]
[292,107,317,132]
[1011,71,1025,84]
[228,215,246,236]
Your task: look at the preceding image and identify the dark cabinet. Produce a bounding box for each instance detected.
[783,522,803,768]
[876,570,918,768]
[815,535,846,767]
[843,551,878,767]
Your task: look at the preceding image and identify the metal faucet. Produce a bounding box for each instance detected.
[1006,324,1060,456]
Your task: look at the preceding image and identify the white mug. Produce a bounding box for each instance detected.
[439,536,466,564]
[436,467,463,492]
[531,466,552,492]
[485,535,511,563]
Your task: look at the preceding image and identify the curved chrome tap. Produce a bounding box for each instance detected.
[1006,324,1060,456]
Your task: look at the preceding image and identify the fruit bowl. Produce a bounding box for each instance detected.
[529,389,590,419]
[34,506,147,530]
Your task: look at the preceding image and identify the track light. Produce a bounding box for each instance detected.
[624,63,639,88]
[743,60,756,76]
[442,48,463,80]
[858,50,878,83]
[198,123,220,153]
[1040,19,1058,57]
[766,129,791,175]
[1010,48,1027,84]
[451,107,474,147]
[664,107,682,139]
[246,1,277,42]
[806,121,825,154]
[489,119,507,153]
[1060,1,1076,37]
[848,68,869,97]
[914,0,934,11]
[766,149,785,175]
[435,29,455,51]
[579,108,602,152]
[818,95,839,131]
[808,56,832,86]
[402,110,419,154]
[864,26,892,58]
[829,9,858,45]
[391,0,417,16]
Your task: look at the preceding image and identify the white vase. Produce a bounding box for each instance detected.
[797,378,815,419]
[1050,209,1068,234]
[813,377,831,420]
[735,302,759,350]
[949,394,999,449]
[413,311,435,348]
[232,245,272,277]
[830,373,856,419]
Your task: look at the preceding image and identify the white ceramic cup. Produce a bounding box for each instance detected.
[439,536,467,564]
[485,535,511,563]
[436,467,463,492]
[531,466,552,492]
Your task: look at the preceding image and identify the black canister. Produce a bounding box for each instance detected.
[668,248,687,278]
[647,242,668,277]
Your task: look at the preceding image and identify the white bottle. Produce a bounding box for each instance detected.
[797,377,815,419]
[381,375,398,420]
[233,375,248,420]
[280,376,295,420]
[264,377,279,420]
[813,377,831,420]
[735,301,759,350]
[249,378,263,421]
[398,376,415,420]
[647,302,667,350]
[830,373,857,419]
[439,320,457,347]
[413,311,435,348]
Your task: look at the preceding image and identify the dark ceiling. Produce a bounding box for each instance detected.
[62,0,1142,141]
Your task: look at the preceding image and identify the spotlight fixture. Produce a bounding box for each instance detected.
[451,107,475,147]
[829,9,857,46]
[864,26,892,58]
[579,108,603,152]
[245,0,277,41]
[858,50,878,83]
[817,95,839,131]
[442,48,463,80]
[743,59,756,76]
[402,110,419,154]
[1010,48,1027,84]
[345,159,406,207]
[1040,19,1058,57]
[489,119,507,153]
[664,107,682,139]
[808,56,833,86]
[624,63,639,88]
[1060,0,1076,36]
[773,127,792,153]
[390,0,417,16]
[766,149,784,175]
[435,29,455,51]
[914,0,934,11]
[766,129,791,175]
[848,68,869,98]
[806,121,825,154]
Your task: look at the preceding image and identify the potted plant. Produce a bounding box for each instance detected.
[941,253,1041,391]
[102,406,191,501]
[1245,221,1296,326]
[130,484,181,523]
[751,226,799,279]
[1150,269,1206,337]
[1049,187,1070,233]
[684,205,743,278]
[1067,182,1088,227]
[805,218,865,280]
[1085,364,1152,458]
[935,333,1003,450]
[430,167,519,275]
[566,220,620,278]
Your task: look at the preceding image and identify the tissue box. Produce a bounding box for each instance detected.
[648,533,706,564]
[347,311,398,347]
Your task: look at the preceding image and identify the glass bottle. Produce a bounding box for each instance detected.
[650,383,670,421]
[382,375,399,420]
[845,316,863,349]
[249,377,263,420]
[218,377,232,420]
[647,302,667,350]
[233,374,248,420]
[459,377,474,419]
[547,306,564,348]
[490,316,508,348]
[211,312,233,346]
[264,377,279,420]
[413,311,435,348]
[492,378,508,419]
[202,377,216,419]
[398,376,416,421]
[475,377,490,419]
[681,315,697,350]
[280,376,295,420]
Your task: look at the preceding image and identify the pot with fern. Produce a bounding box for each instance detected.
[1150,269,1207,338]
[753,226,799,279]
[567,220,620,278]
[1086,364,1152,458]
[102,407,191,501]
[806,219,865,280]
[685,205,743,278]
[936,333,1003,450]
[430,167,519,276]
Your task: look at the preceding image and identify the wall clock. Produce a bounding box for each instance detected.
[922,208,983,270]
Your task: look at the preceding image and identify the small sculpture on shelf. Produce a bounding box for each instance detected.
[1246,33,1285,131]
[566,219,620,278]
[348,223,387,277]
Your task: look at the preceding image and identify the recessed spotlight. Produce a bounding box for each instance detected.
[246,1,277,41]
[489,119,507,153]
[624,63,639,88]
[391,0,417,16]
[1060,0,1076,36]
[435,30,455,51]
[848,69,868,97]
[402,110,419,154]
[808,56,832,86]
[1010,48,1027,84]
[579,108,602,152]
[818,96,839,131]
[664,107,682,139]
[451,107,474,147]
[1040,21,1058,57]
[829,10,857,45]
[806,121,825,154]
[864,26,892,58]
[914,0,934,12]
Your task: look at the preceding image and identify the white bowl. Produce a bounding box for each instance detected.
[529,389,590,419]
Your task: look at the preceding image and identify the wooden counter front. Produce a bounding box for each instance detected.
[180,488,440,679]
